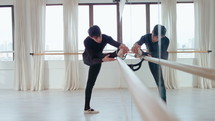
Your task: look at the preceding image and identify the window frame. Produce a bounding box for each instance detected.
[0,5,14,61]
[122,3,147,49]
[176,2,195,50]
[45,3,119,54]
[45,2,195,60]
[45,4,63,52]
[79,3,119,51]
[124,1,195,58]
[44,4,64,60]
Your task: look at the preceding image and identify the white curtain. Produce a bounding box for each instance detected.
[119,0,126,20]
[161,0,178,89]
[14,0,46,91]
[63,0,80,90]
[194,0,215,88]
[14,0,31,90]
[209,2,215,87]
[28,0,46,91]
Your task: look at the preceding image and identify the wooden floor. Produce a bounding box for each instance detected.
[0,88,215,121]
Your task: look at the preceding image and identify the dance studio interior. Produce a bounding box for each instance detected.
[0,0,215,121]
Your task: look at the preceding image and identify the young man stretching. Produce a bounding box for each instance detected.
[83,25,129,114]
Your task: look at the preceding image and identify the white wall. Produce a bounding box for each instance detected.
[44,60,125,89]
[0,62,14,89]
[0,58,195,90]
[176,58,195,87]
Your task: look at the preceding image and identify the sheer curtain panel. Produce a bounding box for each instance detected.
[161,0,178,89]
[63,0,80,90]
[14,0,31,90]
[194,0,215,88]
[29,0,46,91]
[14,0,46,91]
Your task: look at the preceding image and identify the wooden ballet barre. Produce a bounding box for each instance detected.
[117,58,178,121]
[29,52,82,56]
[143,56,215,81]
[29,50,212,56]
[168,50,212,53]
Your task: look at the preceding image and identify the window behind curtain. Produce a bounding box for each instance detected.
[150,4,161,32]
[45,5,64,60]
[78,5,89,51]
[44,3,195,60]
[93,5,117,50]
[78,4,118,51]
[150,3,194,51]
[177,3,194,49]
[150,3,194,58]
[177,3,194,58]
[122,4,146,49]
[0,7,13,61]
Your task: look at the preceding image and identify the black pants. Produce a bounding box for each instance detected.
[148,62,166,102]
[84,63,102,110]
[83,51,118,110]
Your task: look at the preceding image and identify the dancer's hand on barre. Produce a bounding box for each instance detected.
[145,54,151,57]
[131,43,141,54]
[119,44,129,54]
[102,55,116,62]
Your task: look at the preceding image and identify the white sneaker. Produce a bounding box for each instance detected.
[84,108,99,114]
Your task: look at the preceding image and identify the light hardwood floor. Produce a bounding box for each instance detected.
[0,88,215,121]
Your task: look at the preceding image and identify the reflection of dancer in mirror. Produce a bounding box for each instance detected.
[131,24,169,102]
[83,25,129,114]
